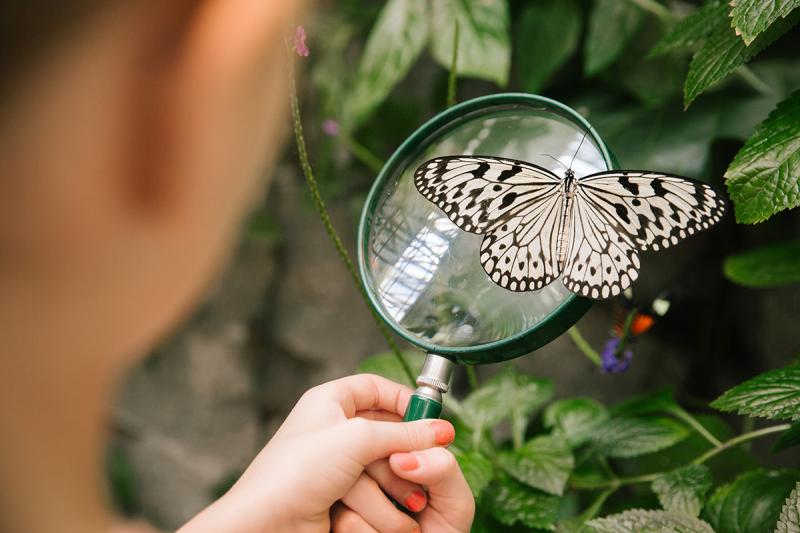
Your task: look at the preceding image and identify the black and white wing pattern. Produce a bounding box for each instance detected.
[414,156,564,291]
[575,171,727,252]
[563,171,726,299]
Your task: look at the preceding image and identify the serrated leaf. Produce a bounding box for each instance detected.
[515,0,581,92]
[345,0,429,127]
[725,90,800,224]
[776,483,800,533]
[730,0,800,45]
[704,469,800,533]
[461,368,553,434]
[429,0,510,86]
[774,421,800,453]
[498,435,574,496]
[649,0,727,57]
[724,241,800,287]
[357,351,425,386]
[586,509,715,532]
[584,0,644,75]
[454,450,494,498]
[544,398,609,448]
[591,416,689,458]
[489,473,561,530]
[711,364,800,421]
[684,10,799,107]
[652,464,713,517]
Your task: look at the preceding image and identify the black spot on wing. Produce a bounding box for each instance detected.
[498,165,522,182]
[619,175,639,195]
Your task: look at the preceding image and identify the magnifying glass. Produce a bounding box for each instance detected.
[357,93,616,421]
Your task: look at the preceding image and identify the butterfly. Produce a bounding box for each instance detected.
[413,149,726,300]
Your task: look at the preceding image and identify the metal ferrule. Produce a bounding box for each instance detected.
[414,353,454,402]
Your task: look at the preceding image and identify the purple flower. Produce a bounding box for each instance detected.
[600,337,633,373]
[322,119,340,136]
[294,26,309,57]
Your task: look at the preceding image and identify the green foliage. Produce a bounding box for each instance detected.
[455,451,494,498]
[345,0,429,128]
[652,464,713,517]
[711,364,800,421]
[515,0,581,92]
[730,0,800,45]
[429,0,510,86]
[724,241,800,287]
[544,398,609,448]
[584,0,644,76]
[649,0,726,57]
[488,472,561,530]
[585,509,715,532]
[591,416,689,458]
[703,470,800,533]
[774,421,800,452]
[498,435,574,496]
[106,444,140,517]
[725,90,800,223]
[356,350,425,385]
[775,484,800,533]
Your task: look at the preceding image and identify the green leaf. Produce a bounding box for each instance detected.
[585,509,715,532]
[711,364,800,421]
[544,398,609,448]
[489,473,561,530]
[774,421,800,452]
[453,450,494,498]
[775,483,800,533]
[649,0,727,57]
[356,351,425,385]
[684,11,799,108]
[515,0,581,92]
[652,464,713,517]
[591,416,689,458]
[498,435,574,496]
[429,0,510,86]
[725,90,800,224]
[461,367,553,434]
[612,389,678,416]
[703,469,800,533]
[584,0,644,75]
[724,241,800,287]
[730,0,800,45]
[346,0,429,127]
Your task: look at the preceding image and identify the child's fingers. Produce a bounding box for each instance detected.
[308,374,414,417]
[340,474,421,533]
[356,410,403,423]
[330,502,380,533]
[365,459,427,512]
[342,418,455,466]
[389,447,474,512]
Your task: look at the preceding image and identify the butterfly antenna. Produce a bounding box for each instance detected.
[541,154,569,171]
[568,128,592,170]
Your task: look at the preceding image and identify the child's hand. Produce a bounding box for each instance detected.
[178,374,474,533]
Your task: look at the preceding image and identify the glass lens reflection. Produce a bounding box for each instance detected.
[365,105,608,349]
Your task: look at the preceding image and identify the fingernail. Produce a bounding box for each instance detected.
[411,529,421,533]
[394,452,419,471]
[430,420,455,445]
[404,490,426,513]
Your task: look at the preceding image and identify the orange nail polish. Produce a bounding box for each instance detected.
[404,490,426,512]
[412,529,421,533]
[395,452,419,471]
[430,420,455,445]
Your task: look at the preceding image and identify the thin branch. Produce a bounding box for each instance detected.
[667,406,722,447]
[693,424,791,465]
[568,326,602,367]
[446,21,459,108]
[466,366,479,391]
[287,45,415,386]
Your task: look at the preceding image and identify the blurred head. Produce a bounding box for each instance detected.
[0,1,299,374]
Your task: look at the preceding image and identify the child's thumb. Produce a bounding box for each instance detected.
[339,418,455,466]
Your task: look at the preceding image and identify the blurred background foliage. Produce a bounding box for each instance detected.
[110,0,800,531]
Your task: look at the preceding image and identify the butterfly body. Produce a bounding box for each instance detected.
[414,155,726,300]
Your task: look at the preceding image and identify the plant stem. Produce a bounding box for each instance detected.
[667,406,722,447]
[567,326,602,366]
[287,45,415,386]
[626,0,672,22]
[693,424,791,465]
[466,366,479,391]
[736,65,772,96]
[340,134,384,174]
[446,21,459,108]
[571,472,657,490]
[578,487,617,522]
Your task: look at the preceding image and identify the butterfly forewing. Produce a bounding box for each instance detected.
[414,156,564,291]
[575,171,726,252]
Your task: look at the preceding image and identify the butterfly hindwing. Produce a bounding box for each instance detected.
[562,190,640,299]
[575,171,726,252]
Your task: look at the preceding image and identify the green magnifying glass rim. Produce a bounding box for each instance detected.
[357,93,618,365]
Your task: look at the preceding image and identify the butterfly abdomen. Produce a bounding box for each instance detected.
[556,177,577,269]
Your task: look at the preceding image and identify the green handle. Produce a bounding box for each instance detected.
[403,393,443,421]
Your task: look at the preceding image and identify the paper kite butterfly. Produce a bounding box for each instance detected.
[413,150,726,300]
